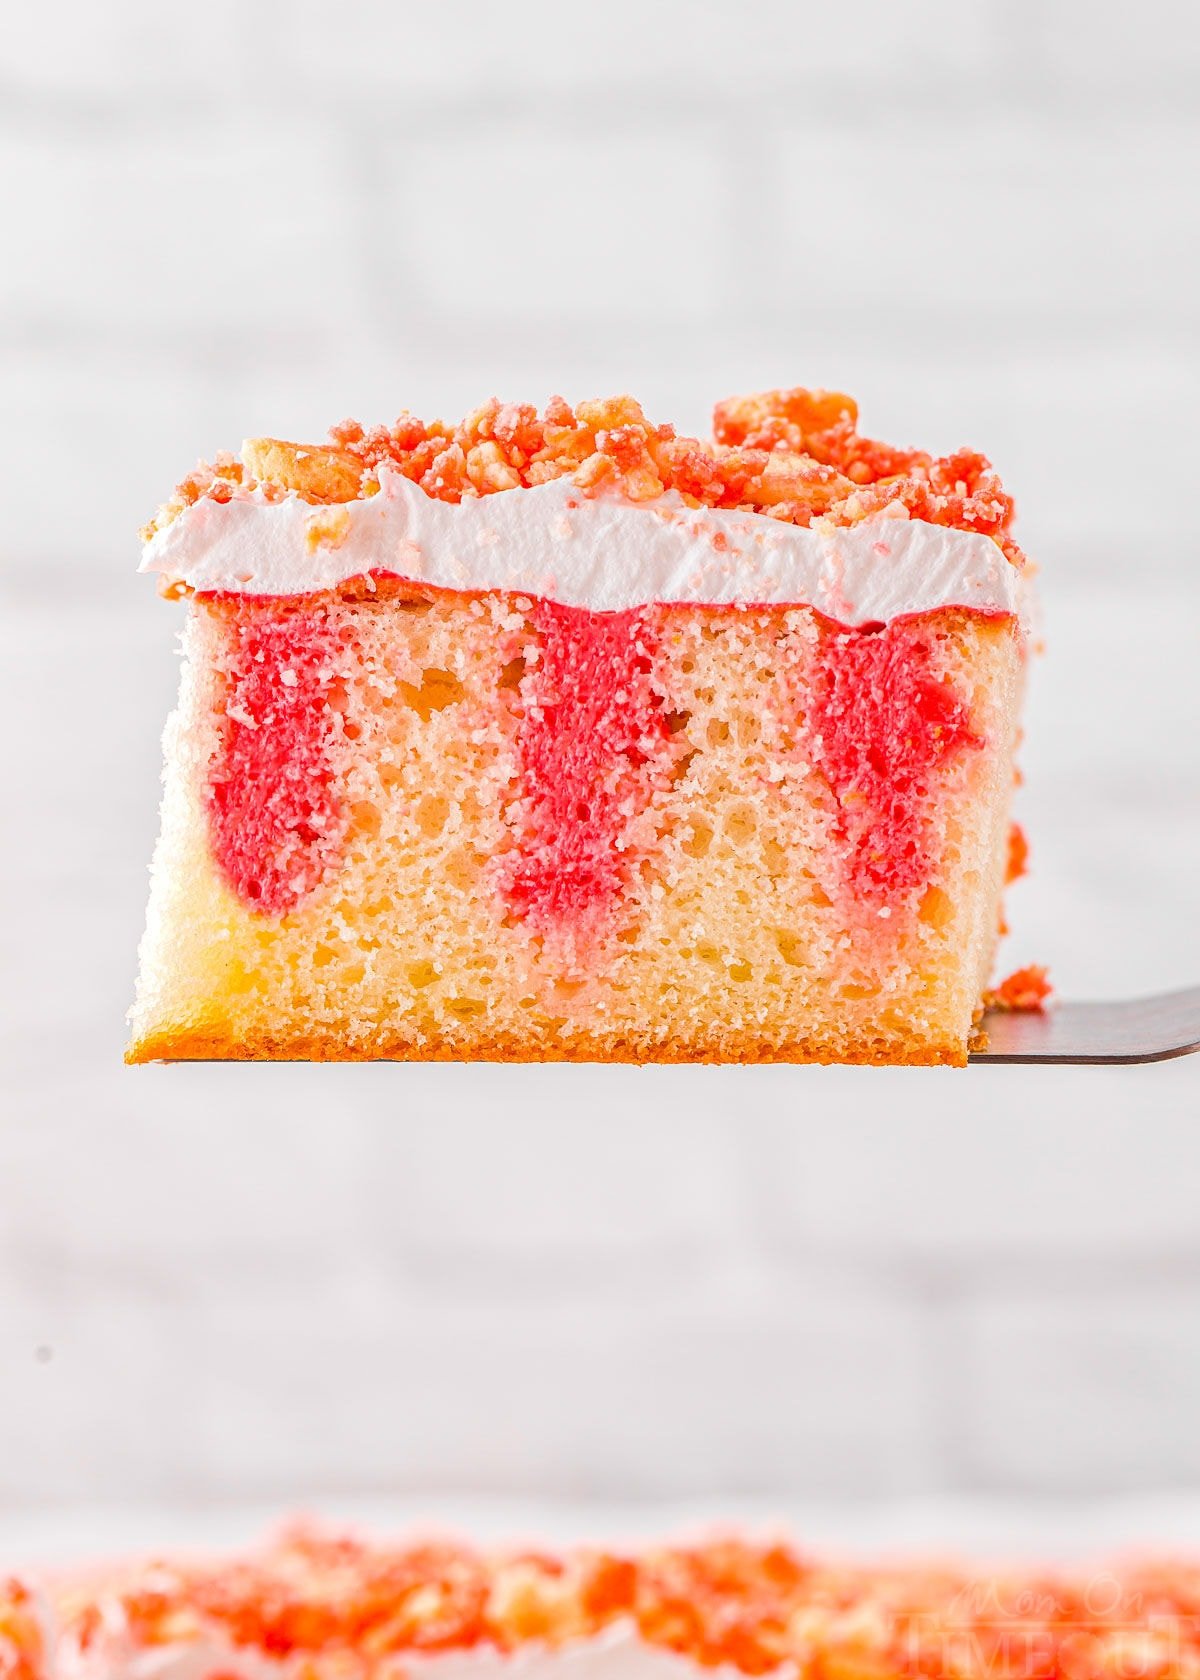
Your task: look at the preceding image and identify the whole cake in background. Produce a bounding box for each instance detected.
[127,389,1037,1067]
[30,1528,1200,1680]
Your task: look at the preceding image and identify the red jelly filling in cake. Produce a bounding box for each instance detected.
[501,602,671,936]
[807,619,983,903]
[208,606,346,914]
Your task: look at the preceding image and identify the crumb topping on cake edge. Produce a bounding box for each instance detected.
[143,390,1023,568]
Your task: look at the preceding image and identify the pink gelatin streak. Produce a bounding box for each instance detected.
[503,601,670,932]
[208,607,346,913]
[808,620,982,901]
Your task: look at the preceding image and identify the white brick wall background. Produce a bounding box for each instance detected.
[2,0,1200,1561]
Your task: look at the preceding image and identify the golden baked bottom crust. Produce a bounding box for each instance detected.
[127,1024,973,1068]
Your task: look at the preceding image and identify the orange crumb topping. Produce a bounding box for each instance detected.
[1005,822,1030,885]
[147,391,1021,564]
[62,1533,1200,1680]
[988,964,1052,1012]
[0,1579,46,1680]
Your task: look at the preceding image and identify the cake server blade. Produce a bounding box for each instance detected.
[970,985,1200,1065]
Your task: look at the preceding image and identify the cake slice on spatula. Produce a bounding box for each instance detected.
[128,390,1031,1066]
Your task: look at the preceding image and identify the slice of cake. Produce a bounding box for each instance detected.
[128,390,1031,1066]
[55,1528,1200,1680]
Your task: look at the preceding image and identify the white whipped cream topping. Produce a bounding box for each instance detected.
[62,1619,787,1680]
[140,468,1024,627]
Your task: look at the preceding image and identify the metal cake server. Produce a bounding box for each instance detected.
[970,984,1200,1065]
